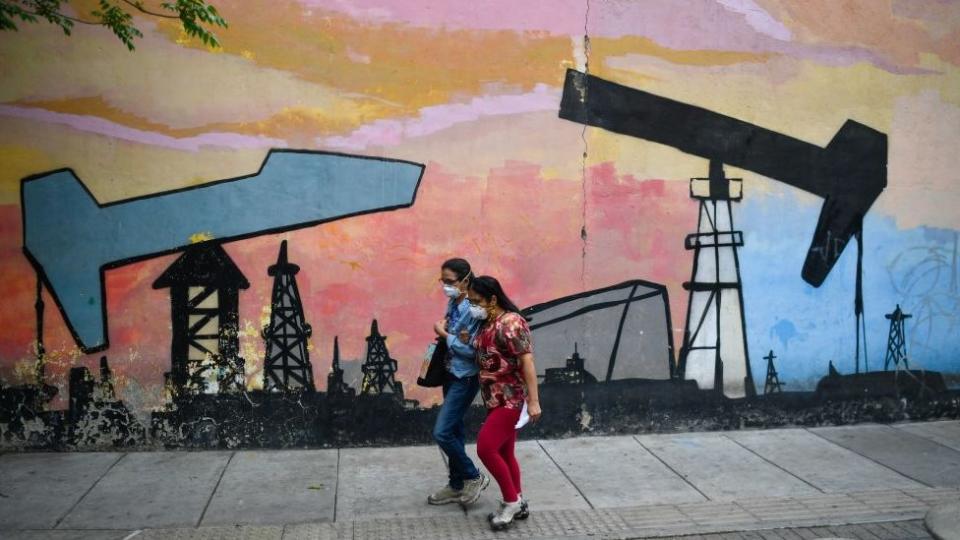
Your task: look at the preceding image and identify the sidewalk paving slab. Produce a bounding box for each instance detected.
[653,520,933,540]
[674,501,756,526]
[329,445,445,521]
[810,425,960,487]
[132,526,285,539]
[902,486,960,506]
[200,449,338,527]
[635,432,820,501]
[846,489,931,515]
[509,440,593,511]
[734,496,839,524]
[279,522,341,540]
[0,452,123,529]
[727,428,924,493]
[1,532,133,540]
[540,435,706,508]
[615,504,690,528]
[895,421,960,453]
[58,451,233,530]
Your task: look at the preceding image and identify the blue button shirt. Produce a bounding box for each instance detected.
[445,296,480,378]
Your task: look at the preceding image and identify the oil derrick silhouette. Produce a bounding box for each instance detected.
[262,241,315,392]
[884,305,912,370]
[763,350,785,395]
[678,162,755,399]
[360,320,404,399]
[153,243,248,398]
[327,336,355,397]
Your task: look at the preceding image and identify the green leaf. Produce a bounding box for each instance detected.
[0,0,228,51]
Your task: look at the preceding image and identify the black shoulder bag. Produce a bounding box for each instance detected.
[417,337,448,387]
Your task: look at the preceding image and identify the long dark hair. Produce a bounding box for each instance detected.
[441,258,472,283]
[469,276,521,313]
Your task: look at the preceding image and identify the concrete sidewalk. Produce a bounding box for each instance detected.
[2,421,960,539]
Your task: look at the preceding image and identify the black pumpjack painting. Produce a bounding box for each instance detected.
[558,68,946,402]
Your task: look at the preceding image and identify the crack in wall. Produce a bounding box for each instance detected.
[580,0,591,293]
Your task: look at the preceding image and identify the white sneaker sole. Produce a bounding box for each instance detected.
[427,493,462,505]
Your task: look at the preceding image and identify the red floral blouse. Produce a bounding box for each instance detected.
[474,311,533,410]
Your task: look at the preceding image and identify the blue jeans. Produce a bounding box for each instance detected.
[433,373,480,490]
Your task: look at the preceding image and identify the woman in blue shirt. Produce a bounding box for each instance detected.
[428,258,489,506]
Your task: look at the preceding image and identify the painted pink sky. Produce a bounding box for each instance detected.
[305,0,789,40]
[319,85,561,151]
[304,0,929,73]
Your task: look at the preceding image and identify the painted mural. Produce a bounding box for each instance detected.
[1,0,959,450]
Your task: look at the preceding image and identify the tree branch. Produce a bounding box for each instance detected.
[119,0,178,20]
[10,5,99,25]
[2,0,227,49]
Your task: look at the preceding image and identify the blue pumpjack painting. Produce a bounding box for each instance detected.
[21,149,425,352]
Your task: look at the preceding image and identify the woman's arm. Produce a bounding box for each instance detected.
[518,353,541,422]
[447,329,476,358]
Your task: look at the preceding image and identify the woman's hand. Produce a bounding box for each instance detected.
[527,400,542,423]
[433,319,448,338]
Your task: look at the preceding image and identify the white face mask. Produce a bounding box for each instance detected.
[442,284,460,298]
[469,305,488,320]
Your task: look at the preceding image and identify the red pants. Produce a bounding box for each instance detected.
[477,406,522,503]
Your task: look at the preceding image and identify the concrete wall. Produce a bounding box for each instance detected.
[1,0,959,449]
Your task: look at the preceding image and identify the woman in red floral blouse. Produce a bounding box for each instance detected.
[467,276,541,531]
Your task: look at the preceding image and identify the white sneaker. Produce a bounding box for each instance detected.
[487,496,528,522]
[490,499,524,530]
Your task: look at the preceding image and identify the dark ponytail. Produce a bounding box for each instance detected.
[469,276,521,313]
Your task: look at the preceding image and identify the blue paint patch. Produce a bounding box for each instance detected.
[21,150,424,352]
[735,184,960,391]
[769,319,802,349]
